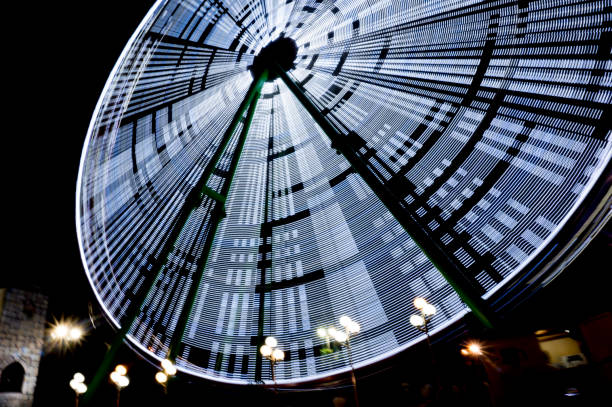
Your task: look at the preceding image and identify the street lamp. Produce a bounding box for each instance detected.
[260,336,285,391]
[317,327,336,354]
[460,340,492,402]
[49,319,85,350]
[335,315,361,407]
[161,358,177,376]
[155,358,176,393]
[411,297,438,393]
[109,364,130,407]
[53,324,69,339]
[51,323,84,341]
[460,341,484,358]
[410,297,437,354]
[69,327,83,340]
[467,342,482,356]
[69,372,87,407]
[155,371,168,384]
[155,370,169,394]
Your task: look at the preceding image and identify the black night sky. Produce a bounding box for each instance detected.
[5,2,611,406]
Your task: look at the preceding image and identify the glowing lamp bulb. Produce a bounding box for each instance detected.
[54,324,69,339]
[114,365,127,376]
[73,373,85,383]
[410,314,425,327]
[334,331,348,343]
[413,297,427,310]
[265,336,277,348]
[422,303,436,316]
[468,343,482,356]
[165,365,177,376]
[69,327,83,340]
[117,376,129,388]
[110,371,120,383]
[155,371,168,384]
[75,382,87,394]
[339,316,352,327]
[161,359,177,375]
[260,345,272,357]
[272,349,285,361]
[161,359,173,371]
[317,328,327,338]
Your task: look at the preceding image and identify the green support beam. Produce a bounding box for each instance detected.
[254,89,276,382]
[82,70,269,405]
[201,185,226,205]
[167,69,268,362]
[275,66,496,329]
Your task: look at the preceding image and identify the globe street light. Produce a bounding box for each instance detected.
[155,370,169,394]
[161,358,177,376]
[317,327,337,354]
[69,372,87,407]
[114,364,127,376]
[410,297,437,355]
[53,324,69,339]
[155,371,168,385]
[460,340,492,402]
[336,315,361,407]
[49,319,86,351]
[260,336,285,392]
[51,322,84,341]
[109,364,130,407]
[69,327,83,341]
[411,297,438,393]
[153,359,177,394]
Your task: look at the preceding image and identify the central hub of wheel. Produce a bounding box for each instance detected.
[249,36,298,81]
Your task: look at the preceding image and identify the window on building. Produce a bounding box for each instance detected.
[0,362,25,393]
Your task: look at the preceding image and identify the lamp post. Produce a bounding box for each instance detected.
[69,372,87,407]
[333,316,361,407]
[109,364,130,407]
[155,370,169,395]
[410,297,437,360]
[460,341,494,404]
[259,336,285,392]
[155,358,177,394]
[410,297,439,395]
[317,327,335,354]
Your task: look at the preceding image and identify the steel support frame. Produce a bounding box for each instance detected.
[83,60,500,403]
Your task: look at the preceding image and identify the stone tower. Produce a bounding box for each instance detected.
[0,288,48,407]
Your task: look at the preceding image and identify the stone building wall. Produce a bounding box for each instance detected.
[0,288,48,407]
